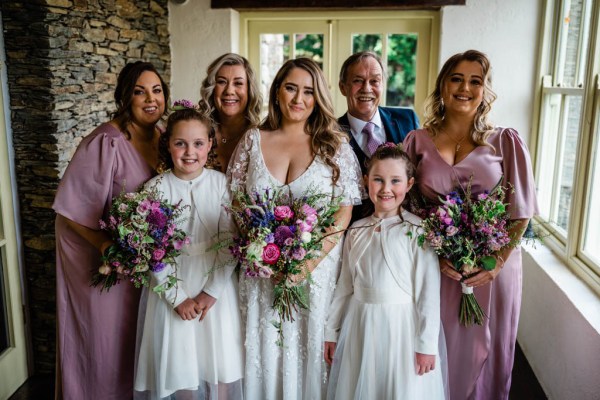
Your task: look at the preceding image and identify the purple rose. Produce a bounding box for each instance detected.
[274,205,294,221]
[262,243,281,265]
[292,247,307,260]
[274,225,294,245]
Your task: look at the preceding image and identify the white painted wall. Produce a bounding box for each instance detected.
[440,0,541,141]
[168,0,239,102]
[168,1,600,399]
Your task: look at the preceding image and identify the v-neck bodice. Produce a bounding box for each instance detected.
[228,128,364,207]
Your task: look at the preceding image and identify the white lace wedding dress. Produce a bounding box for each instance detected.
[227,128,364,400]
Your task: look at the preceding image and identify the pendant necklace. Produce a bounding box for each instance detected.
[443,131,468,153]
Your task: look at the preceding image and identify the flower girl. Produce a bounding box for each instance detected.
[324,143,446,399]
[134,101,243,399]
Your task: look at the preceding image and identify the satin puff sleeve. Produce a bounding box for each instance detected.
[495,128,539,219]
[53,126,121,229]
[333,141,366,206]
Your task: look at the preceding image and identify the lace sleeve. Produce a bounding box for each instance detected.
[333,141,366,206]
[226,128,256,193]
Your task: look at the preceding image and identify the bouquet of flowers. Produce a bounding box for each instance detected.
[227,187,341,345]
[92,184,190,293]
[417,183,513,326]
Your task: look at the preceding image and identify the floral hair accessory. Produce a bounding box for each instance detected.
[171,99,199,111]
[377,141,404,152]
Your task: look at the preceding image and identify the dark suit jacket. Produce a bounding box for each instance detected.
[339,106,419,175]
[338,106,419,221]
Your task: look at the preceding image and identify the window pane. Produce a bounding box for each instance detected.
[557,95,582,231]
[295,34,323,69]
[556,0,591,87]
[386,33,417,107]
[582,104,600,265]
[352,34,382,56]
[537,93,582,233]
[260,34,290,107]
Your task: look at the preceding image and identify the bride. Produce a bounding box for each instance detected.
[227,57,363,399]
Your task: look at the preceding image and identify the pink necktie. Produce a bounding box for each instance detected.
[362,122,380,157]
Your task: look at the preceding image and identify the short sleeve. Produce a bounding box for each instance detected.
[333,141,366,206]
[497,128,539,219]
[402,129,419,165]
[226,128,255,193]
[53,129,118,229]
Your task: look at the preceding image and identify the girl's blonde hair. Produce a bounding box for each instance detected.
[200,53,262,128]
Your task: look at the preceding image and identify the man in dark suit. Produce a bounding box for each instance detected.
[338,51,420,220]
[338,51,420,175]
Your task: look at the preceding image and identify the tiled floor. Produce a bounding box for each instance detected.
[9,343,546,399]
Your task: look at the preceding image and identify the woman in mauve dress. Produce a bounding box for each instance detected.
[52,61,169,400]
[403,49,538,400]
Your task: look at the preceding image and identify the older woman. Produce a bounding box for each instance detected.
[53,61,169,400]
[404,50,538,400]
[227,58,363,400]
[200,53,262,171]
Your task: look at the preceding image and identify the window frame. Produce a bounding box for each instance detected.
[532,0,600,293]
[239,10,440,120]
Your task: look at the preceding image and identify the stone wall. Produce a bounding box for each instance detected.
[1,0,170,374]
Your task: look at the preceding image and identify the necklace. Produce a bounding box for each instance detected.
[443,131,468,153]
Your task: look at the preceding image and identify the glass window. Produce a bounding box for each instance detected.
[351,33,418,108]
[534,0,600,287]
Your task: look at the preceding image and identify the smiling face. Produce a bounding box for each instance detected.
[130,70,166,127]
[277,67,315,124]
[441,60,485,118]
[168,119,212,181]
[339,56,383,121]
[367,158,414,218]
[214,64,249,120]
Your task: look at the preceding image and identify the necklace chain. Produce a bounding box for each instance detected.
[443,131,468,153]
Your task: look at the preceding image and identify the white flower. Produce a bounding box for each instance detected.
[246,241,265,262]
[301,231,312,243]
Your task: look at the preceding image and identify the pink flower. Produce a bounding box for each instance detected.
[174,240,185,250]
[137,200,151,216]
[167,224,176,236]
[262,243,281,265]
[478,193,489,201]
[257,265,274,278]
[297,220,313,232]
[430,236,443,249]
[274,205,294,221]
[152,248,166,261]
[118,203,129,213]
[446,226,459,236]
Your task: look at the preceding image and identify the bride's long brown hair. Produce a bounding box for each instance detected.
[261,58,345,184]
